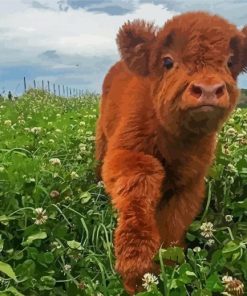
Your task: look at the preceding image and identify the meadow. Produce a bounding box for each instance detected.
[0,90,246,296]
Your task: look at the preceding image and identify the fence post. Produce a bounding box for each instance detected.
[22,78,85,97]
[24,77,27,92]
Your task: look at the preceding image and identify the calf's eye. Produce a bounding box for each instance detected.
[163,57,174,70]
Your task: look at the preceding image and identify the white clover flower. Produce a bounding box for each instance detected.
[50,190,60,198]
[64,264,72,272]
[28,178,35,183]
[193,246,201,253]
[33,208,48,225]
[200,222,215,238]
[222,145,230,155]
[206,239,215,247]
[239,138,247,145]
[18,119,25,125]
[30,127,42,134]
[227,176,235,184]
[35,208,45,215]
[222,275,244,296]
[97,181,104,188]
[226,164,238,173]
[78,128,84,134]
[88,136,96,141]
[226,127,237,136]
[79,121,85,126]
[4,120,12,126]
[79,143,87,151]
[49,158,61,165]
[223,276,234,283]
[77,281,85,290]
[236,133,246,140]
[142,273,159,291]
[51,241,62,250]
[225,215,233,222]
[71,171,79,180]
[228,118,235,124]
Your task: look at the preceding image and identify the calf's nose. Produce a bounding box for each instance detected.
[190,82,226,100]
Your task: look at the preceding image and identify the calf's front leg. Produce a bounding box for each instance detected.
[156,181,205,248]
[102,149,165,294]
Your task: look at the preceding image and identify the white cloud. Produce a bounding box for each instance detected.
[0,1,176,66]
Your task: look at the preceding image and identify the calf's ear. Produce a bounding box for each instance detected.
[241,26,247,72]
[116,20,156,76]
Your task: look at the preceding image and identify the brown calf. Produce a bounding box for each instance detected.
[95,11,247,294]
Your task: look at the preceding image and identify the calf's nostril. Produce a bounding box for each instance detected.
[215,85,225,98]
[190,85,203,98]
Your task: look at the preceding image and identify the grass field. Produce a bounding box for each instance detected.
[0,90,246,296]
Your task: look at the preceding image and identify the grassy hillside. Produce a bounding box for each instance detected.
[0,90,246,296]
[239,89,247,107]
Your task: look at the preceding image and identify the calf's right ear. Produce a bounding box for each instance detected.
[116,20,156,76]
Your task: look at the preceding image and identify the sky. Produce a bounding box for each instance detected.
[0,0,247,95]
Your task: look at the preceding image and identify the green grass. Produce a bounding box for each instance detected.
[0,90,246,296]
[239,89,247,108]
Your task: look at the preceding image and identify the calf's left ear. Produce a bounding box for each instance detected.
[241,26,247,72]
[116,20,157,76]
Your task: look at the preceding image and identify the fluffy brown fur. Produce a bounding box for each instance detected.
[95,11,247,294]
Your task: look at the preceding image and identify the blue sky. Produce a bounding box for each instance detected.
[0,0,247,95]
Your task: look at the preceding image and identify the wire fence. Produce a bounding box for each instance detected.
[23,77,85,98]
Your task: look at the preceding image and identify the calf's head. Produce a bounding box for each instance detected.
[117,12,247,137]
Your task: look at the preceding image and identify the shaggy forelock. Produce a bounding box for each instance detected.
[156,12,241,69]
